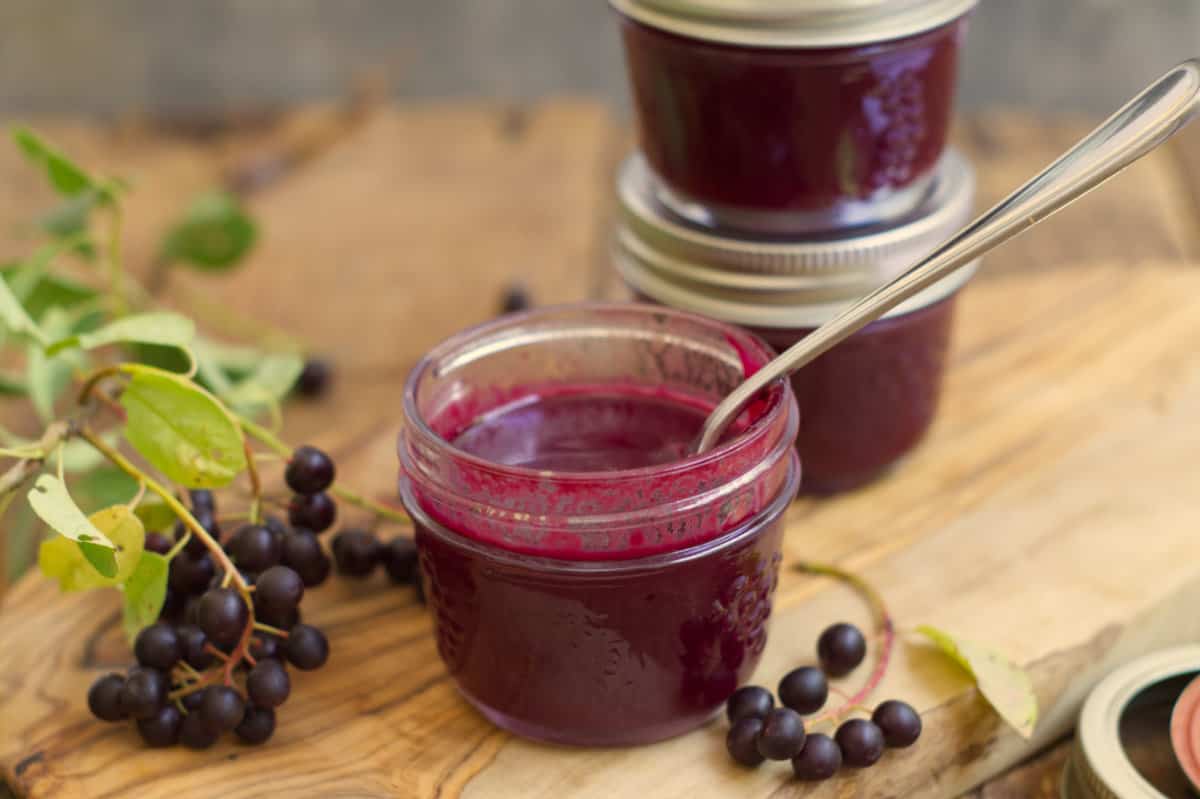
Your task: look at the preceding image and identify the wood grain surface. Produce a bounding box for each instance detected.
[3,101,1200,798]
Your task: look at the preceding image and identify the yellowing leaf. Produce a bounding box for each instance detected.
[122,552,169,642]
[118,365,247,488]
[38,505,144,591]
[916,625,1039,739]
[133,497,177,533]
[27,474,117,577]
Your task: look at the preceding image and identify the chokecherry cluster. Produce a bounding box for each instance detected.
[724,622,921,782]
[87,443,418,749]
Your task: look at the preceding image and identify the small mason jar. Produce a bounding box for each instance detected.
[615,150,976,493]
[610,0,976,233]
[398,304,800,746]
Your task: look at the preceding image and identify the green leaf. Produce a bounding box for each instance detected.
[122,551,169,641]
[47,311,195,356]
[27,474,117,578]
[0,271,47,346]
[916,625,1039,739]
[25,308,81,421]
[125,341,193,374]
[118,365,247,488]
[1,267,96,321]
[12,127,95,197]
[133,497,177,533]
[39,191,101,248]
[72,466,138,508]
[223,352,304,412]
[161,191,257,271]
[38,504,144,591]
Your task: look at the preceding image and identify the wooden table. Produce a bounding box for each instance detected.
[2,100,1200,798]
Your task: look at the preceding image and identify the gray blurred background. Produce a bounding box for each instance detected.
[1,0,1197,120]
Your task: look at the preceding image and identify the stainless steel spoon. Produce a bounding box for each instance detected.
[694,58,1200,455]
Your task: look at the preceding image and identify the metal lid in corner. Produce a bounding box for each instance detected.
[614,149,978,328]
[609,0,977,48]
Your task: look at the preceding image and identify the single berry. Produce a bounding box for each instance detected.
[285,446,336,495]
[159,588,186,623]
[332,529,381,577]
[118,667,168,720]
[835,719,885,768]
[235,705,276,745]
[263,515,289,547]
[176,623,214,669]
[288,492,336,533]
[726,717,766,767]
[180,711,219,749]
[500,283,531,314]
[382,537,419,584]
[756,707,807,760]
[778,666,828,715]
[249,634,283,662]
[199,685,246,733]
[169,550,215,595]
[817,623,867,677]
[726,685,773,723]
[792,733,842,781]
[256,565,304,613]
[134,623,181,671]
[87,673,126,722]
[144,531,172,556]
[189,489,216,513]
[137,704,183,747]
[873,700,922,748]
[181,690,204,712]
[246,659,290,709]
[296,357,332,398]
[281,530,332,587]
[229,524,282,572]
[286,624,329,670]
[196,588,249,648]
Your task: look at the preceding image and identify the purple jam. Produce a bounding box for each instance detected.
[755,296,957,494]
[617,15,967,227]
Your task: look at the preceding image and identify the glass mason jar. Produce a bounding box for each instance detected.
[398,304,800,746]
[610,0,976,234]
[615,150,976,493]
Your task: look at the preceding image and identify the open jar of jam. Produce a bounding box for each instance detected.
[398,304,800,746]
[615,150,976,493]
[610,0,975,233]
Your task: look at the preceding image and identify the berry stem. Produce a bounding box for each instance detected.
[203,643,230,662]
[252,621,290,638]
[796,560,895,727]
[80,427,249,592]
[162,531,191,561]
[243,440,263,524]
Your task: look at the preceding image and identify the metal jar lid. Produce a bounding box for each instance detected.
[609,0,977,48]
[1063,645,1200,799]
[614,149,977,329]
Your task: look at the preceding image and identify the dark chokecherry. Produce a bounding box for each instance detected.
[235,705,276,745]
[181,689,205,712]
[873,700,922,748]
[119,667,168,720]
[169,550,215,596]
[144,531,172,556]
[199,685,246,733]
[382,537,418,585]
[229,524,281,573]
[176,623,214,669]
[134,623,182,671]
[726,717,766,767]
[196,588,249,648]
[137,704,183,748]
[835,718,885,768]
[757,707,807,761]
[159,588,186,623]
[817,623,867,677]
[256,566,304,613]
[249,634,283,662]
[288,492,336,533]
[286,624,329,670]
[180,711,220,749]
[87,673,127,722]
[296,357,332,398]
[175,510,220,557]
[188,489,216,514]
[500,283,531,314]
[332,529,381,578]
[285,446,336,495]
[263,515,289,547]
[726,685,774,723]
[256,602,300,631]
[778,666,829,715]
[792,733,843,781]
[281,530,332,587]
[246,659,290,709]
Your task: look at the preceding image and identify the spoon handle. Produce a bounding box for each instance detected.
[695,58,1200,454]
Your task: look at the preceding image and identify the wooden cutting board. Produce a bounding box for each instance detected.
[2,101,1200,799]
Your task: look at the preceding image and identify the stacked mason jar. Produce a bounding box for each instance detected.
[608,0,979,493]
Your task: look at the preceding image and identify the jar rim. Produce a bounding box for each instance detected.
[609,0,976,47]
[400,302,794,483]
